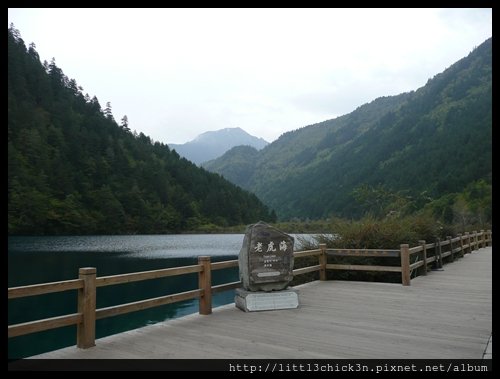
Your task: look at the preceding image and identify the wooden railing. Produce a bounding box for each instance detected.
[8,229,491,349]
[324,229,491,286]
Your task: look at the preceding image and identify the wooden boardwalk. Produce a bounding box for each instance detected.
[33,247,491,359]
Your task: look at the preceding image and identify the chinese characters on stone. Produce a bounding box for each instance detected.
[254,240,289,267]
[254,241,289,253]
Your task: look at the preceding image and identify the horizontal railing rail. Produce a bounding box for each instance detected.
[8,229,491,351]
[8,279,84,299]
[328,249,400,257]
[95,264,203,287]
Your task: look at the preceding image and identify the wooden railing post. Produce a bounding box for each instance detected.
[457,233,464,258]
[487,230,492,246]
[472,231,478,251]
[434,238,443,269]
[447,236,454,262]
[319,243,327,281]
[77,267,96,349]
[464,232,470,254]
[198,256,212,315]
[400,244,410,286]
[480,230,485,248]
[418,240,427,276]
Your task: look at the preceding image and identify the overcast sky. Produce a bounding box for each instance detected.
[8,8,492,144]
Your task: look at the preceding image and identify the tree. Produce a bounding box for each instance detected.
[8,23,21,41]
[120,115,130,131]
[103,101,114,121]
[452,195,471,231]
[90,96,101,112]
[28,42,39,61]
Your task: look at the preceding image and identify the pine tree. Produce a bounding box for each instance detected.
[103,101,114,121]
[120,115,130,131]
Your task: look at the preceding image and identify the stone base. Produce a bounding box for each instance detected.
[235,288,299,312]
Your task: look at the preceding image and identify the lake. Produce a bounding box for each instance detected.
[8,233,317,359]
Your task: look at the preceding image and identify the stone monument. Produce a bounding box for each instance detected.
[235,221,299,312]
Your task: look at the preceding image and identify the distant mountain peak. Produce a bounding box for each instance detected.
[169,127,268,165]
[194,127,259,142]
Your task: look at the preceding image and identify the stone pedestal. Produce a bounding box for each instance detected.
[235,288,299,312]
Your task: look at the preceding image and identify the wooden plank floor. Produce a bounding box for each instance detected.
[33,247,492,359]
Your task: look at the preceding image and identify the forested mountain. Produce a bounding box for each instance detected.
[203,145,260,189]
[169,127,268,165]
[205,38,492,221]
[7,25,276,235]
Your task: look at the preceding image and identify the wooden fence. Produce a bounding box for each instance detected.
[8,229,491,349]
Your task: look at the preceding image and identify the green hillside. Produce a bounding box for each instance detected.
[203,145,260,189]
[205,38,492,222]
[7,25,276,235]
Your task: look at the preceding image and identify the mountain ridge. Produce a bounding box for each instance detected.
[7,25,276,235]
[205,38,492,221]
